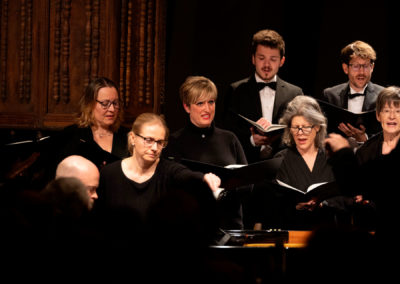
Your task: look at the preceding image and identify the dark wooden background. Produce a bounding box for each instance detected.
[163,0,398,132]
[0,0,166,133]
[1,0,398,137]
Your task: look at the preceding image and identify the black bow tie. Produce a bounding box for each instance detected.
[257,81,277,91]
[348,92,365,99]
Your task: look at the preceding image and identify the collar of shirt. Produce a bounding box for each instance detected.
[348,84,367,113]
[187,120,215,138]
[255,73,277,86]
[349,84,368,96]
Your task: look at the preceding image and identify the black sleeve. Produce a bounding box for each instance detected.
[327,147,361,196]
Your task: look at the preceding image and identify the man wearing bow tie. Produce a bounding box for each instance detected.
[322,41,384,143]
[223,29,303,163]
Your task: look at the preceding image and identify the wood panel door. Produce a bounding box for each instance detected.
[0,0,166,130]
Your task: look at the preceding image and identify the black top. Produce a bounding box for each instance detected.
[163,121,248,229]
[253,147,336,230]
[96,158,205,223]
[328,132,400,237]
[57,124,130,170]
[275,147,335,194]
[163,121,247,166]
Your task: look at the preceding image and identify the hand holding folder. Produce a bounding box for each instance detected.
[273,179,340,203]
[236,113,286,136]
[316,99,376,131]
[179,157,283,189]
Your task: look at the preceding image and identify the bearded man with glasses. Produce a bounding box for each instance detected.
[322,40,384,144]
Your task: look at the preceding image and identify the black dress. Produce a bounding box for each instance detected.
[163,121,249,229]
[254,147,336,230]
[329,132,400,234]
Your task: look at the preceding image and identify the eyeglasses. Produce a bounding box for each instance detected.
[290,125,314,134]
[348,63,373,71]
[135,133,168,148]
[380,108,400,117]
[96,99,120,109]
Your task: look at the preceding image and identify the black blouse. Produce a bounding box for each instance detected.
[163,121,248,229]
[163,121,247,166]
[57,124,130,170]
[275,147,335,193]
[96,158,205,223]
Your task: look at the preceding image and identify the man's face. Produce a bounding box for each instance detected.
[78,171,99,210]
[342,56,374,92]
[252,45,285,82]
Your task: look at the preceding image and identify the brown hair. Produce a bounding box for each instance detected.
[179,76,217,105]
[251,29,285,58]
[127,112,169,154]
[376,86,400,113]
[340,41,376,65]
[76,77,123,132]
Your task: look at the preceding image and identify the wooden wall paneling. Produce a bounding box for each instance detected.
[0,0,9,102]
[45,0,103,128]
[0,0,49,129]
[0,0,166,130]
[153,0,166,114]
[121,0,166,126]
[34,0,50,129]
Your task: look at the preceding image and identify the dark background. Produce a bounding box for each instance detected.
[163,0,398,133]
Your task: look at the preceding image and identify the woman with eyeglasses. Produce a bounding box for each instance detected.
[326,86,400,237]
[58,77,130,170]
[95,112,221,239]
[255,95,338,230]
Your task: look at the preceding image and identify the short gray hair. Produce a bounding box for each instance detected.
[279,96,327,148]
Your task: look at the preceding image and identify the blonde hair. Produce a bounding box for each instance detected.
[127,113,169,155]
[179,76,217,105]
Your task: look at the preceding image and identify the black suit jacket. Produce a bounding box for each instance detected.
[223,75,303,163]
[322,82,384,135]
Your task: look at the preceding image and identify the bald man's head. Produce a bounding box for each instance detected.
[56,155,99,209]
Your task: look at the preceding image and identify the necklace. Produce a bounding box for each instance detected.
[96,131,113,138]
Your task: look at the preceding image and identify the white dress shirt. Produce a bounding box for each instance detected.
[348,85,367,113]
[250,74,277,155]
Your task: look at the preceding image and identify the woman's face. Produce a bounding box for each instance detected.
[132,122,166,163]
[183,94,215,128]
[377,102,400,136]
[92,87,119,128]
[290,115,320,153]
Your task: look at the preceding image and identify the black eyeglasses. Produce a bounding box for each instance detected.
[348,63,372,71]
[96,99,120,109]
[135,133,168,149]
[290,125,314,134]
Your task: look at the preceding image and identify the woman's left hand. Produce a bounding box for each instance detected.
[296,199,318,211]
[203,173,221,192]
